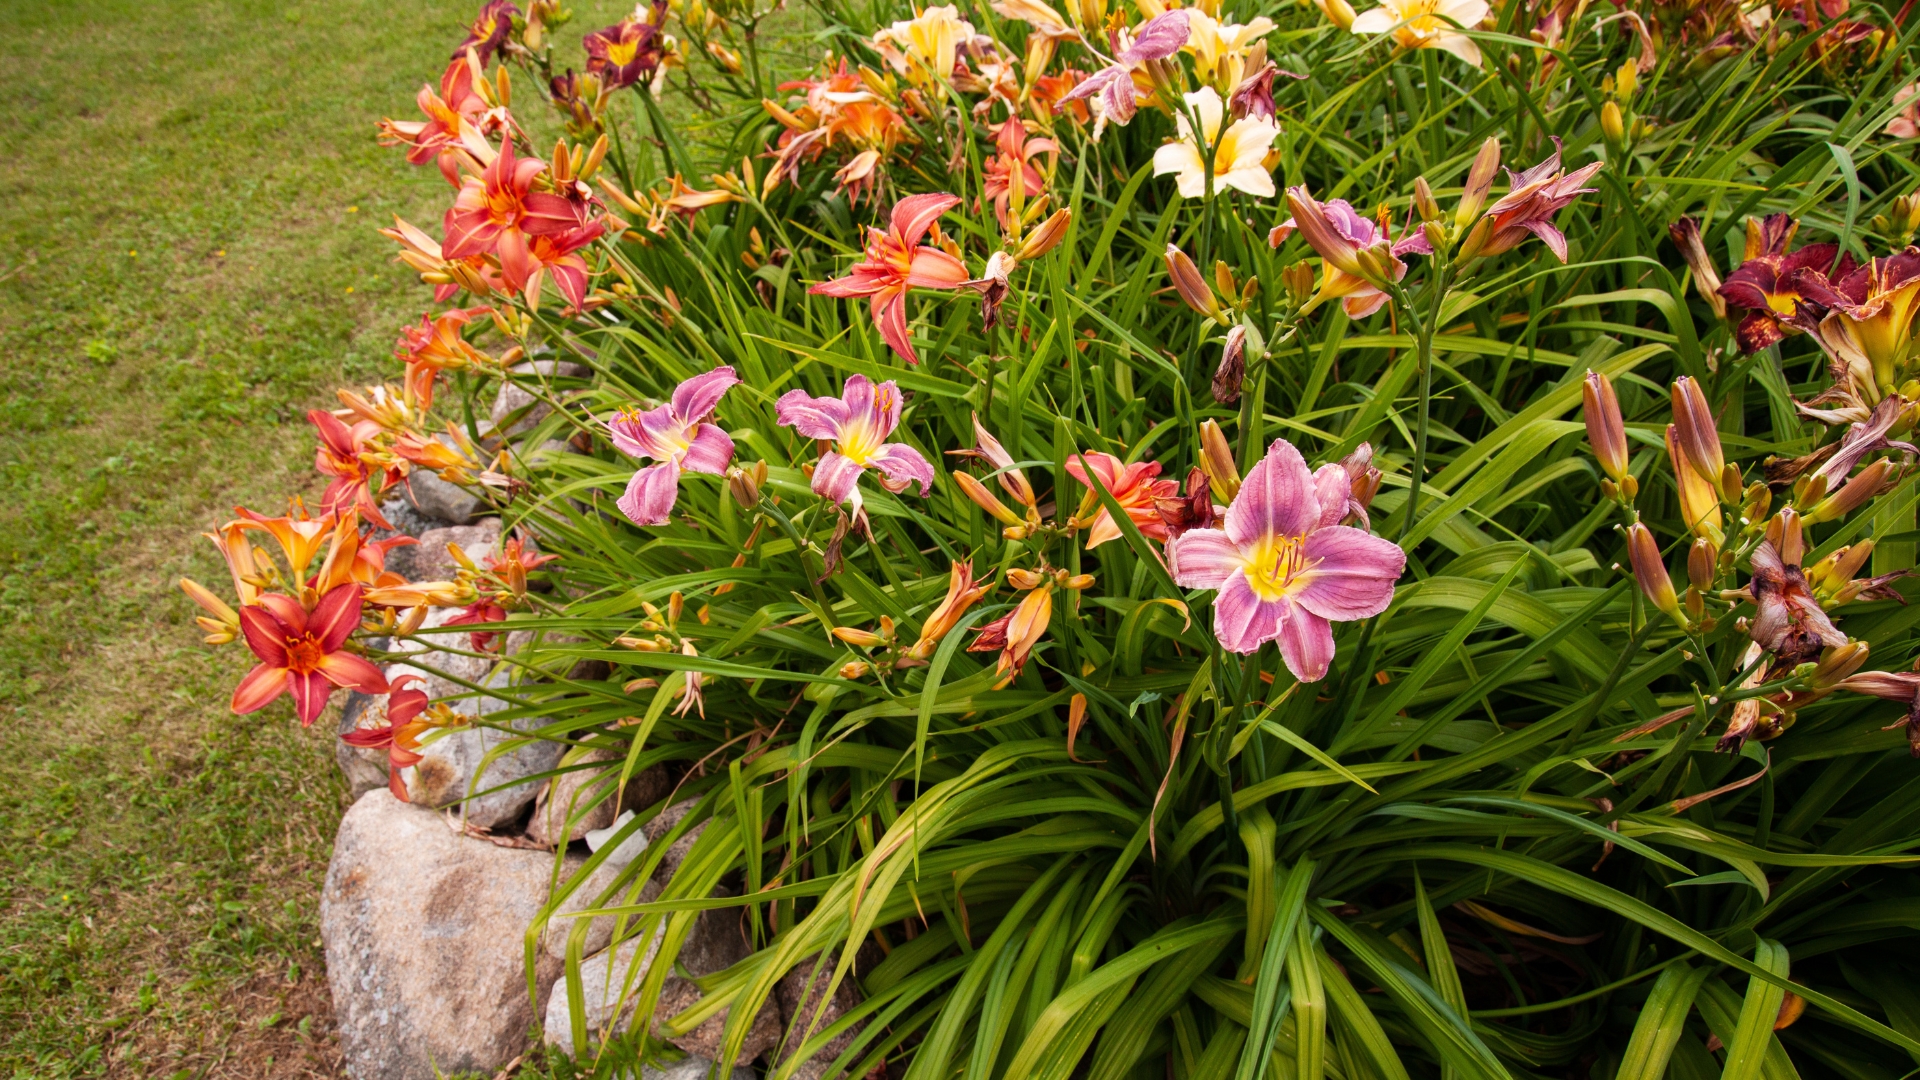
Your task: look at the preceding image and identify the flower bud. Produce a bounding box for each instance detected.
[1583,370,1629,483]
[1667,424,1724,543]
[1808,459,1894,523]
[833,626,885,648]
[1282,262,1315,306]
[1213,260,1238,300]
[1014,209,1072,260]
[1667,218,1726,320]
[1458,217,1494,261]
[1455,137,1502,230]
[953,470,1025,526]
[1669,378,1725,483]
[1600,100,1626,144]
[1615,61,1638,98]
[728,459,767,507]
[1688,538,1718,589]
[707,41,744,72]
[1199,419,1241,502]
[1412,177,1441,223]
[1313,0,1356,30]
[1007,567,1048,590]
[1212,326,1247,405]
[839,660,872,679]
[1166,245,1222,320]
[1626,523,1684,624]
[1064,573,1096,590]
[1766,508,1806,566]
[1810,641,1870,687]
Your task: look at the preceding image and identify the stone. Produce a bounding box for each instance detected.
[529,757,674,849]
[334,690,390,799]
[542,844,656,961]
[641,1059,757,1080]
[374,496,436,539]
[385,519,503,584]
[774,953,866,1080]
[490,359,588,439]
[642,798,710,882]
[390,608,565,828]
[541,904,780,1065]
[322,788,566,1080]
[401,436,486,524]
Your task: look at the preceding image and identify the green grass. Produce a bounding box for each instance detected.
[0,1,496,1073]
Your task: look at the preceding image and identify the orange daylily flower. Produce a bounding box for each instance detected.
[339,675,434,801]
[395,308,492,406]
[232,585,389,726]
[310,410,399,530]
[904,560,993,660]
[1067,452,1178,547]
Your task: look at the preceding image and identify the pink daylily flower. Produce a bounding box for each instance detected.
[776,374,934,515]
[809,193,970,365]
[1278,187,1431,318]
[609,366,740,526]
[1167,437,1406,680]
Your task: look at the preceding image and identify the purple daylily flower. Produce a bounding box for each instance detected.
[1167,437,1406,680]
[609,366,740,526]
[776,374,934,515]
[1059,10,1189,135]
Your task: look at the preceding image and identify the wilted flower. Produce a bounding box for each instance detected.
[1166,437,1406,679]
[1889,83,1920,140]
[1748,512,1848,663]
[233,586,389,726]
[608,366,739,526]
[964,250,1016,330]
[969,583,1053,684]
[1668,218,1728,321]
[1832,666,1920,756]
[776,374,934,517]
[585,1,672,91]
[1213,325,1247,403]
[1350,0,1490,66]
[455,0,521,65]
[808,193,970,364]
[1067,452,1179,548]
[1152,87,1280,199]
[1155,466,1219,538]
[1460,140,1602,262]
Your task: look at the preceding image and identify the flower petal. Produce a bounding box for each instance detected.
[609,403,671,460]
[289,670,335,727]
[1213,574,1287,653]
[868,442,934,495]
[670,366,740,422]
[1312,465,1352,528]
[813,450,867,504]
[1277,602,1337,681]
[1294,525,1406,620]
[1225,437,1320,546]
[871,291,919,363]
[316,651,391,695]
[1169,528,1243,589]
[679,423,735,475]
[889,192,962,245]
[775,389,850,439]
[617,461,682,526]
[309,583,365,652]
[239,606,291,667]
[231,663,289,715]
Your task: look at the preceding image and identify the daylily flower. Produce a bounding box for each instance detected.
[775,374,934,517]
[1889,83,1920,140]
[1067,452,1178,547]
[808,193,969,364]
[235,503,340,582]
[1166,437,1406,679]
[550,69,608,134]
[904,560,994,661]
[1060,10,1190,137]
[394,308,491,407]
[1747,512,1847,664]
[442,140,586,299]
[608,366,740,526]
[521,223,605,309]
[983,119,1054,228]
[1717,214,1851,354]
[1460,141,1602,262]
[969,582,1053,683]
[340,675,433,801]
[1803,252,1920,406]
[381,217,503,304]
[1280,187,1431,318]
[1183,10,1277,90]
[1154,466,1219,539]
[310,410,398,530]
[1350,0,1490,66]
[1152,87,1280,199]
[445,598,510,652]
[232,585,389,726]
[455,0,520,65]
[872,5,975,83]
[1832,666,1920,756]
[377,59,493,184]
[585,1,671,91]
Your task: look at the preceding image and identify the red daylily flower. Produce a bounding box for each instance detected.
[339,675,432,801]
[377,59,492,185]
[446,598,510,652]
[310,410,398,530]
[982,119,1054,229]
[1717,214,1855,354]
[809,193,970,364]
[442,141,585,299]
[232,585,389,726]
[396,308,491,407]
[1067,452,1178,547]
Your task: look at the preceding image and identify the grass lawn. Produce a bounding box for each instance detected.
[0,1,608,1074]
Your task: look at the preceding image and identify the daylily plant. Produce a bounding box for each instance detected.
[776,374,934,517]
[809,193,970,364]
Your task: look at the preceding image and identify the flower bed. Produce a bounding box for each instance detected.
[182,0,1920,1077]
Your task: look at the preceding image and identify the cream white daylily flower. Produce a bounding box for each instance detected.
[873,5,977,81]
[1152,87,1280,199]
[1349,0,1489,67]
[1183,10,1276,87]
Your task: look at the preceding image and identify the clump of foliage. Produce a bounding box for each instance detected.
[182,0,1920,1077]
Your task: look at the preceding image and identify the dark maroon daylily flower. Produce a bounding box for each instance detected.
[1716,213,1857,353]
[584,1,670,91]
[455,0,520,65]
